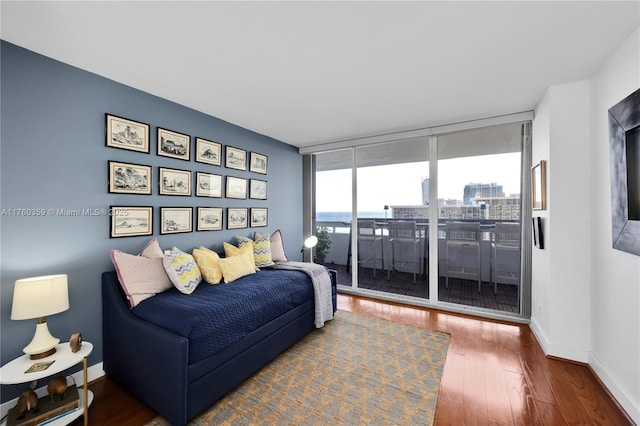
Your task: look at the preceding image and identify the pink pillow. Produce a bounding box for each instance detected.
[255,230,288,262]
[110,239,172,308]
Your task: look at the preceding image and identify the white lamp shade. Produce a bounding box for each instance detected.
[304,235,318,249]
[11,274,69,320]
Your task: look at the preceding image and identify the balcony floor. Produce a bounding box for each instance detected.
[328,263,519,314]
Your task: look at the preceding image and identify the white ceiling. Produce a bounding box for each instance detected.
[1,1,638,149]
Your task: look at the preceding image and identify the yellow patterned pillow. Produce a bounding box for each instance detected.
[223,242,259,271]
[217,251,257,283]
[192,247,223,284]
[162,247,202,294]
[237,233,275,268]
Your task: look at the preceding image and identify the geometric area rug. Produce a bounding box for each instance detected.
[146,310,450,426]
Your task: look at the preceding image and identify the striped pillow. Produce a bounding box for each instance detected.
[163,247,202,294]
[110,243,172,308]
[237,234,275,268]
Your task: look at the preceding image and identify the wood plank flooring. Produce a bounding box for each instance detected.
[74,293,633,426]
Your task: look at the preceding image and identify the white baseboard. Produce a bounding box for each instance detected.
[589,353,639,425]
[1,362,105,420]
[529,318,589,363]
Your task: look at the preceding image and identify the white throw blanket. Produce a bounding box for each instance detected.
[273,261,334,328]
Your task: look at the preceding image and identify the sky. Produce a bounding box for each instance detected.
[316,152,521,212]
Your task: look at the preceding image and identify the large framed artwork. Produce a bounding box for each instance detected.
[608,88,640,255]
[109,206,153,238]
[106,114,150,153]
[160,207,193,234]
[158,128,190,161]
[159,167,191,196]
[108,161,152,195]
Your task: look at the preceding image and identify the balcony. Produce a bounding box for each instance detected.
[317,219,520,314]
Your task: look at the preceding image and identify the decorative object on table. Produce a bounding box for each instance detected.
[160,207,193,235]
[159,167,191,196]
[195,172,222,198]
[225,146,246,171]
[227,208,248,229]
[225,176,247,199]
[250,208,268,228]
[70,333,82,353]
[195,138,222,166]
[608,87,640,256]
[16,388,38,415]
[7,384,80,426]
[249,179,267,200]
[249,152,268,174]
[11,275,69,359]
[531,160,546,210]
[197,207,223,231]
[157,127,190,161]
[47,376,68,402]
[105,113,150,153]
[24,360,55,374]
[108,161,152,195]
[109,206,153,238]
[315,225,332,264]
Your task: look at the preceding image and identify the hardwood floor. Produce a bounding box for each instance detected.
[75,293,633,426]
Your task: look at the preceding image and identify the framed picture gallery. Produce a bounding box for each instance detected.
[109,206,153,238]
[158,128,190,161]
[106,114,150,153]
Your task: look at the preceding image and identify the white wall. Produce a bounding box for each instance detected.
[589,27,640,423]
[531,27,640,423]
[530,80,592,362]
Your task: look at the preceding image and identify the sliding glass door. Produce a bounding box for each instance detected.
[309,120,529,317]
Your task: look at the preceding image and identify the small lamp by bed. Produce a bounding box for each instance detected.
[303,235,318,263]
[11,274,69,359]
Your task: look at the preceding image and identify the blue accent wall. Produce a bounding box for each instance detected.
[0,41,302,401]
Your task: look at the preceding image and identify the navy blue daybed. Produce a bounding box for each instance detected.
[102,268,337,426]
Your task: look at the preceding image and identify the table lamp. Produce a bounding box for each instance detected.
[11,274,69,359]
[303,235,318,262]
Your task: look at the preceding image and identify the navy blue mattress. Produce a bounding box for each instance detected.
[132,269,314,364]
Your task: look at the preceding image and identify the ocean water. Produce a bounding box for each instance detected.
[317,211,386,222]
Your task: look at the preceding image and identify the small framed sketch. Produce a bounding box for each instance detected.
[160,207,193,234]
[197,207,223,231]
[225,146,246,171]
[250,208,268,227]
[228,208,248,229]
[249,152,268,174]
[159,167,191,196]
[110,206,153,238]
[108,161,152,195]
[196,172,222,198]
[158,128,190,161]
[249,179,267,200]
[226,176,247,199]
[195,138,221,166]
[531,160,547,210]
[106,114,150,153]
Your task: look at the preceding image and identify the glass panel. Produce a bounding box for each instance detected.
[315,150,352,280]
[437,123,522,313]
[354,139,430,298]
